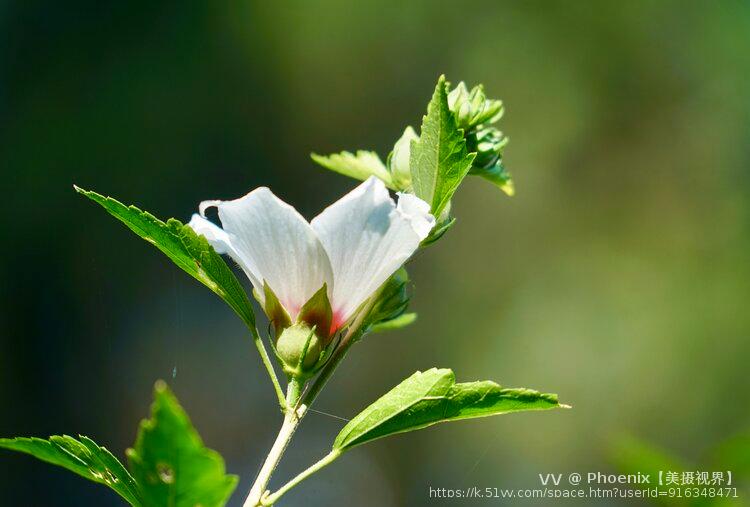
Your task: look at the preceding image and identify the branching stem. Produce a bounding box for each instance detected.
[260,450,342,506]
[243,378,304,507]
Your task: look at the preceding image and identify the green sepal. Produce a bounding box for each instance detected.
[370,312,417,333]
[311,151,393,188]
[0,435,142,505]
[297,284,333,344]
[362,268,410,333]
[333,368,565,452]
[75,187,257,331]
[126,381,238,507]
[262,281,292,338]
[410,75,477,218]
[470,161,514,196]
[421,216,456,247]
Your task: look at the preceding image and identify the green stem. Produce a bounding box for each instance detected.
[261,450,342,506]
[243,379,304,507]
[250,326,286,410]
[246,289,381,505]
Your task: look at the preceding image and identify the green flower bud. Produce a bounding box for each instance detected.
[389,126,418,190]
[275,323,323,378]
[447,81,504,131]
[467,126,508,170]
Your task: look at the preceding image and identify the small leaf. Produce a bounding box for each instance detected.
[311,151,392,187]
[370,312,417,333]
[0,435,142,506]
[333,368,564,451]
[126,381,237,507]
[410,76,476,217]
[75,187,256,330]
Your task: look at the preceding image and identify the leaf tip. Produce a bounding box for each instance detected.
[560,403,573,409]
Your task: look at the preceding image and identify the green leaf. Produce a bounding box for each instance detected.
[75,187,256,330]
[311,151,392,187]
[0,435,142,506]
[369,312,417,333]
[410,76,476,217]
[333,368,564,451]
[126,381,237,507]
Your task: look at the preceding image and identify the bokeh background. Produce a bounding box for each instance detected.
[2,1,749,505]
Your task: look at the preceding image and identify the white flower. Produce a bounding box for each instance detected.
[188,177,435,333]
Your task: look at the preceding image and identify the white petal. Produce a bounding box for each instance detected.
[201,188,333,319]
[188,213,263,293]
[188,214,233,255]
[311,177,435,324]
[396,192,436,239]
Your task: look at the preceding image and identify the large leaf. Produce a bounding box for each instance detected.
[75,187,256,329]
[126,381,237,507]
[310,151,392,188]
[0,435,142,506]
[409,76,476,217]
[333,368,564,451]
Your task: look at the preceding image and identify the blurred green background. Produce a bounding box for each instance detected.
[2,1,749,505]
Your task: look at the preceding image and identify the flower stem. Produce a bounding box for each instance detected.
[245,290,382,506]
[243,378,304,507]
[260,450,342,506]
[250,327,286,410]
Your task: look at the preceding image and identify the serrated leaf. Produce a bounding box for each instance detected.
[0,435,142,505]
[333,368,563,451]
[126,381,237,507]
[311,151,392,187]
[410,76,476,217]
[75,187,256,330]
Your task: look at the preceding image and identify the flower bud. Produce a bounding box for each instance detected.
[389,126,418,190]
[275,323,323,378]
[447,81,504,131]
[466,126,508,170]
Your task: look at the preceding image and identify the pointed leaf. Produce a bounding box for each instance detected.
[75,187,256,330]
[333,368,564,451]
[126,381,237,507]
[311,151,392,187]
[410,76,476,217]
[0,435,142,505]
